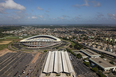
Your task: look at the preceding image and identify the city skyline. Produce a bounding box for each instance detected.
[0,0,116,24]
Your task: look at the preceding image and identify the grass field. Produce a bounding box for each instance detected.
[0,36,20,50]
[0,44,8,50]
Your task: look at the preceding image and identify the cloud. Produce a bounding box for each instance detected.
[97,13,104,18]
[58,17,64,19]
[75,16,81,19]
[31,16,37,19]
[0,0,26,10]
[0,8,6,14]
[46,10,49,12]
[39,15,43,18]
[73,0,89,8]
[73,0,101,8]
[8,15,21,19]
[62,15,69,18]
[37,6,43,10]
[91,1,101,7]
[28,17,30,19]
[108,13,116,20]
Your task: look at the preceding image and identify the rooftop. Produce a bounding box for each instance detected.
[90,58,116,68]
[80,49,101,56]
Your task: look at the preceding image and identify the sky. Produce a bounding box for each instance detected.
[0,0,116,24]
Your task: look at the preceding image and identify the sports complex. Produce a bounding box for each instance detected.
[20,35,61,48]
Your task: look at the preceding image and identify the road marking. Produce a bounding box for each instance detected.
[0,53,22,72]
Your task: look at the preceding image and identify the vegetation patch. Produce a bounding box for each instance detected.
[0,44,8,50]
[84,62,90,67]
[91,67,98,73]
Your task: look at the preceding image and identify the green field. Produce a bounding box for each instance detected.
[0,44,8,50]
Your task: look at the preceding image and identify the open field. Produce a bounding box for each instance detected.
[0,41,11,45]
[0,44,8,51]
[0,48,14,57]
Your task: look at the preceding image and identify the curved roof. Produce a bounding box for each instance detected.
[20,35,61,42]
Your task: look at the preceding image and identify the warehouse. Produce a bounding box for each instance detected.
[80,49,101,58]
[43,51,74,74]
[89,58,116,71]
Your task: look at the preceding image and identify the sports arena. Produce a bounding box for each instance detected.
[20,35,61,48]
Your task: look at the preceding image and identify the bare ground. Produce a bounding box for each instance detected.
[0,48,14,57]
[0,41,12,45]
[31,52,41,63]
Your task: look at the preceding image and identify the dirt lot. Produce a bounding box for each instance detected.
[0,48,14,57]
[31,52,41,63]
[0,41,12,45]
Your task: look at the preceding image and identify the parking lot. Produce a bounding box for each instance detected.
[0,51,33,77]
[70,53,98,77]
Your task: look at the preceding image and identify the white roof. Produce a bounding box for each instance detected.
[43,51,74,73]
[20,35,61,42]
[90,58,116,70]
[90,47,116,57]
[80,49,101,57]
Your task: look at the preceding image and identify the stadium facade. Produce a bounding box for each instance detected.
[20,35,61,48]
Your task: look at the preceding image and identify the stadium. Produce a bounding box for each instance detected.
[20,35,61,48]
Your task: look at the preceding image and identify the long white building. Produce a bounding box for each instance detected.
[43,51,74,74]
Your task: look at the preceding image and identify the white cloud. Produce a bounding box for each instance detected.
[108,13,116,20]
[31,16,37,19]
[91,1,101,7]
[0,0,26,10]
[58,17,64,19]
[39,15,43,18]
[8,15,21,19]
[97,13,104,18]
[28,17,30,19]
[37,6,43,10]
[73,0,89,8]
[73,0,101,8]
[62,15,69,18]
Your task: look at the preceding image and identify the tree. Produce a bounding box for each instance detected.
[44,50,47,52]
[69,45,73,48]
[77,54,82,59]
[56,47,59,49]
[109,61,114,65]
[113,71,116,75]
[74,43,83,50]
[84,62,90,67]
[98,71,106,77]
[83,36,88,40]
[92,67,98,73]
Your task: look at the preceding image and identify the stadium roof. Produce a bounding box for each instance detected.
[20,35,61,42]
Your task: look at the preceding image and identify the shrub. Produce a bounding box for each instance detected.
[98,71,106,77]
[84,62,90,67]
[44,50,47,52]
[92,67,98,73]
